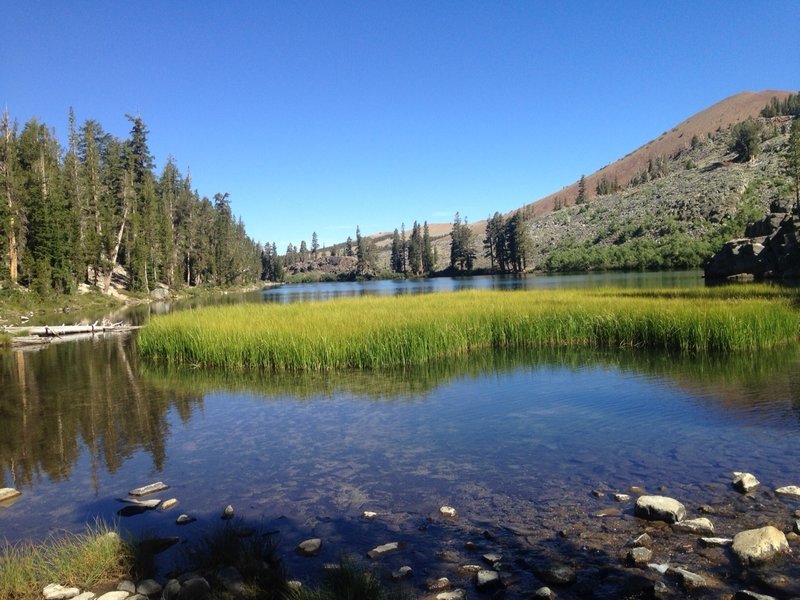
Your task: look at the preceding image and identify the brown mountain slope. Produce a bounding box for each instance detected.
[522,90,794,218]
[365,90,793,246]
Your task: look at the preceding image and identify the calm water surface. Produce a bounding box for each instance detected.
[2,273,799,597]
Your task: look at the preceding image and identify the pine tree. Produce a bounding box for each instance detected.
[789,118,800,210]
[311,231,319,258]
[422,222,434,274]
[576,175,587,205]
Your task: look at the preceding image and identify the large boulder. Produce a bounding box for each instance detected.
[706,213,800,280]
[634,495,686,523]
[732,526,790,565]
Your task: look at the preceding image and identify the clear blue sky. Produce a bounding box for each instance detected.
[2,1,797,250]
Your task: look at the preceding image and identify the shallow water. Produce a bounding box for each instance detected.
[2,273,799,597]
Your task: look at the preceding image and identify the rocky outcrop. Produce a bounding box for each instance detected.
[705,210,800,280]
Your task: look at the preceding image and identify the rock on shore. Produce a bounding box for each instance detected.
[634,495,686,523]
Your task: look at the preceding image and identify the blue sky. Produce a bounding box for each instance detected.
[2,1,797,250]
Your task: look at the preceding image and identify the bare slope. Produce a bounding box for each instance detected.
[523,90,794,217]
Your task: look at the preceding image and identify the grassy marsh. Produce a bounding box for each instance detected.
[137,287,800,371]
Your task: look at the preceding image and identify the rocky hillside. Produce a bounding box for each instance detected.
[287,90,796,279]
[528,114,796,271]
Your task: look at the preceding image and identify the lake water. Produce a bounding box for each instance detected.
[2,272,799,598]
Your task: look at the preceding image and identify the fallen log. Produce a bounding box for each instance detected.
[3,323,141,337]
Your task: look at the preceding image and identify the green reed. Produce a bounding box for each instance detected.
[137,286,800,371]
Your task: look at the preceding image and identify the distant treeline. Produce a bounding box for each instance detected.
[0,110,262,295]
[760,92,800,118]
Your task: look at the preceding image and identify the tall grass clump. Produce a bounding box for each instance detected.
[137,287,800,371]
[0,521,134,600]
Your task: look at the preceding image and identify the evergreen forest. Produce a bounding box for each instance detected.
[0,110,262,296]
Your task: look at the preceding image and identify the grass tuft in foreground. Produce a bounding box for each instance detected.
[0,521,134,600]
[138,287,800,372]
[288,559,407,600]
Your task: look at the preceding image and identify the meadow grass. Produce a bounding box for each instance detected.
[0,522,134,600]
[137,286,800,371]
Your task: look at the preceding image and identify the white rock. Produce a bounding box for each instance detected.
[634,495,686,523]
[776,485,800,498]
[533,587,556,599]
[176,514,195,525]
[161,498,178,510]
[435,592,464,600]
[699,537,733,547]
[362,511,378,519]
[287,581,303,591]
[72,593,96,600]
[482,552,502,564]
[732,472,760,493]
[427,577,450,592]
[96,593,130,600]
[477,569,500,589]
[673,517,714,535]
[222,504,234,519]
[459,564,482,573]
[367,541,399,558]
[391,566,412,580]
[118,498,160,509]
[128,482,168,496]
[647,563,670,574]
[613,493,631,502]
[43,584,81,600]
[296,538,322,557]
[733,590,779,600]
[439,505,457,518]
[0,487,21,502]
[732,526,790,565]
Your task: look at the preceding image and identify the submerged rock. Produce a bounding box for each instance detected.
[668,567,706,589]
[296,538,322,557]
[533,587,557,599]
[476,569,500,589]
[733,591,779,600]
[367,541,400,558]
[673,517,714,535]
[221,505,234,519]
[634,495,686,523]
[732,526,790,565]
[391,566,412,580]
[427,577,450,592]
[537,564,576,585]
[435,591,464,600]
[776,485,800,498]
[626,547,652,565]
